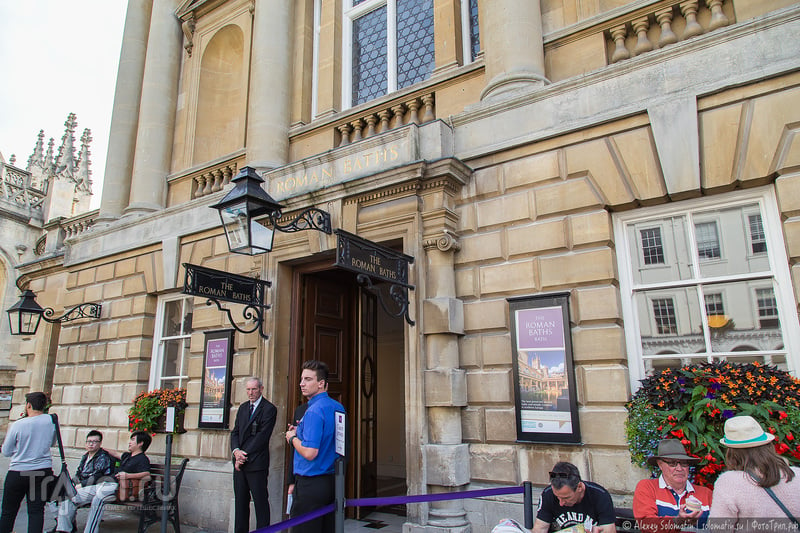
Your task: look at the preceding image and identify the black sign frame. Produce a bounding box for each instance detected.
[334,230,415,325]
[183,263,273,338]
[198,329,235,429]
[509,293,581,444]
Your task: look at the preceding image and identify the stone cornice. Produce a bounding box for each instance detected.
[453,5,800,160]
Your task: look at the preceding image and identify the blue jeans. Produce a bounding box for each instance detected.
[0,468,53,533]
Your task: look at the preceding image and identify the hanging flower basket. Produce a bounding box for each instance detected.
[625,362,800,487]
[128,388,188,434]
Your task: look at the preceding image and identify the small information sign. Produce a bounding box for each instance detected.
[335,411,346,457]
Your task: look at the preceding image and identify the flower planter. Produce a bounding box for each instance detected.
[154,410,187,434]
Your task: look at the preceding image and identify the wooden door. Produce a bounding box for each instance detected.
[288,267,358,516]
[357,290,378,517]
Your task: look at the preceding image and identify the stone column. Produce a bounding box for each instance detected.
[480,0,548,101]
[97,0,153,223]
[419,159,471,532]
[246,0,294,171]
[125,0,182,216]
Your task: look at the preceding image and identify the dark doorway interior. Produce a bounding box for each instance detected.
[286,263,407,519]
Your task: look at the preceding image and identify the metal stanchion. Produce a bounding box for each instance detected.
[334,456,345,533]
[161,408,175,533]
[523,481,533,529]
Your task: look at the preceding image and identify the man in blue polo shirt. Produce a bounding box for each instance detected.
[285,360,344,533]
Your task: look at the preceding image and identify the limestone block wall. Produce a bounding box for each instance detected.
[454,72,800,530]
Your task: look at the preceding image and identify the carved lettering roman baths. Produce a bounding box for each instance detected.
[271,145,401,195]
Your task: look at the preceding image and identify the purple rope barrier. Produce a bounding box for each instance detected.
[251,503,335,533]
[250,484,525,533]
[348,485,524,507]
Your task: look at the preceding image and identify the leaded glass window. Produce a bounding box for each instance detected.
[346,0,435,107]
[469,0,480,60]
[352,6,388,105]
[396,0,434,89]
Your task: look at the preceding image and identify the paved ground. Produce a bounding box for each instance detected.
[0,448,404,532]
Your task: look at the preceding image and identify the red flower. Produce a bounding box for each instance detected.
[671,429,685,438]
[787,433,794,442]
[779,411,788,420]
[775,443,790,455]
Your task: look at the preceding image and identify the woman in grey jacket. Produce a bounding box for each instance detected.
[0,391,56,533]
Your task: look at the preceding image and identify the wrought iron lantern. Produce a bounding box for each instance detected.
[210,166,332,255]
[7,286,101,336]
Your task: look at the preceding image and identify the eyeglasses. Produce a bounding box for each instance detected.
[660,460,691,468]
[86,439,101,444]
[549,472,575,479]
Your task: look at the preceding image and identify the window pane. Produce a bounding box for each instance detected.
[636,287,703,355]
[352,7,387,105]
[628,216,693,284]
[181,300,194,335]
[695,221,720,260]
[640,228,664,265]
[704,292,724,317]
[705,281,783,352]
[748,213,767,254]
[160,338,184,378]
[397,0,434,89]
[469,0,480,61]
[756,287,780,329]
[696,204,770,278]
[162,300,182,337]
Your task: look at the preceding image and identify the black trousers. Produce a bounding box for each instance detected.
[290,474,335,533]
[0,468,53,533]
[233,468,270,533]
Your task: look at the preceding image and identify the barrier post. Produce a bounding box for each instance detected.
[523,481,533,529]
[334,456,345,533]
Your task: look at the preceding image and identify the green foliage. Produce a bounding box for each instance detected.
[626,362,800,487]
[128,388,187,433]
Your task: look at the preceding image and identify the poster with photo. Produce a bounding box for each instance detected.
[199,329,234,429]
[509,293,581,443]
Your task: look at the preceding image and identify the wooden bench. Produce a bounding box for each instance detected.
[615,507,640,533]
[83,458,190,533]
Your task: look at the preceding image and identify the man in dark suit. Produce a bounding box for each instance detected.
[230,376,277,533]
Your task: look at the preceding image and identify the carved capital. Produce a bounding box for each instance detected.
[424,231,461,253]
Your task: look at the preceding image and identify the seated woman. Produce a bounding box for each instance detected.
[710,415,800,530]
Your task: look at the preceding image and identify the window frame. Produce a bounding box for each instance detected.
[614,187,800,389]
[148,293,193,391]
[343,0,398,110]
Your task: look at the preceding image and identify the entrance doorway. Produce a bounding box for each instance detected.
[287,263,407,519]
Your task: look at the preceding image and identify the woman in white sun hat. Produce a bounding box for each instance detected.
[709,415,800,530]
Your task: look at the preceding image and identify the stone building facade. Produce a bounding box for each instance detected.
[6,0,800,532]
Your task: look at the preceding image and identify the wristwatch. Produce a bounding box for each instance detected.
[289,436,297,446]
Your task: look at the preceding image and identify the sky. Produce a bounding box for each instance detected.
[0,1,128,208]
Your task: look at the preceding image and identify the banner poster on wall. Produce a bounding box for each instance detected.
[509,293,581,444]
[199,329,234,429]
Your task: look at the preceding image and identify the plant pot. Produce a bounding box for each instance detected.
[154,410,186,434]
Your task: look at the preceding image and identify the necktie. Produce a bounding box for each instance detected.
[249,403,255,418]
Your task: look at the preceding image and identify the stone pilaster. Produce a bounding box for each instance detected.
[125,0,182,216]
[422,233,469,531]
[479,0,548,101]
[97,0,153,223]
[245,0,294,171]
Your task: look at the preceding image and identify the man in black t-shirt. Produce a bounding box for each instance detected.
[533,462,617,533]
[52,431,152,533]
